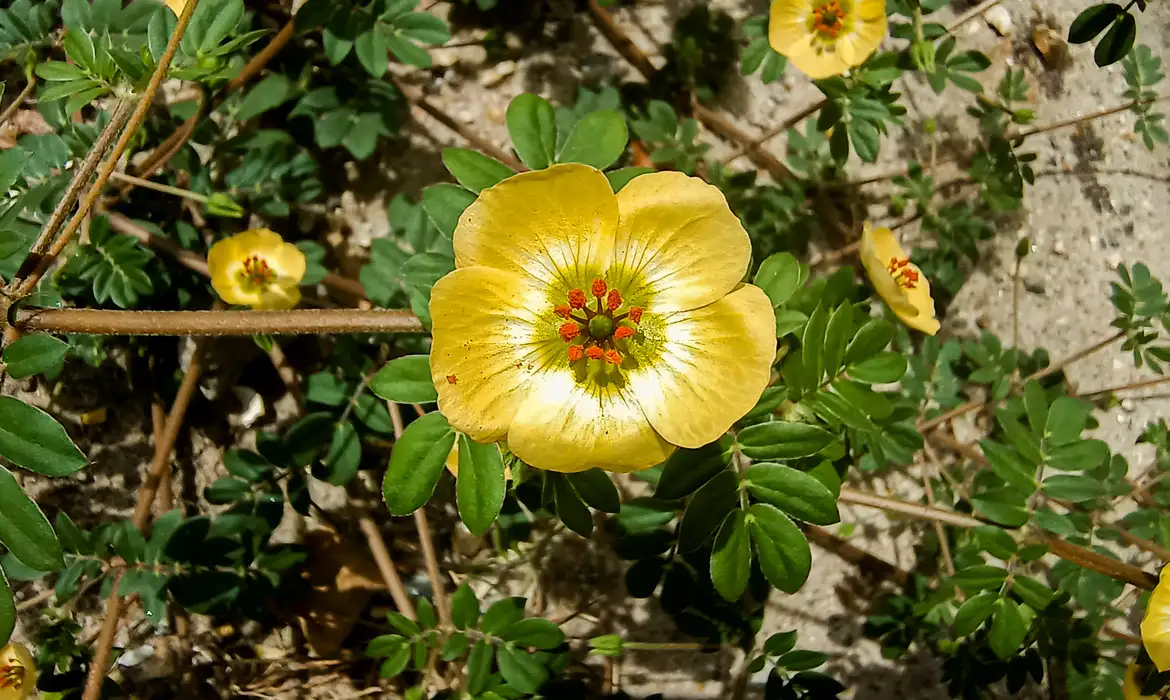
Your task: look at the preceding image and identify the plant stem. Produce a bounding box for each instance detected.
[945,0,1002,33]
[1078,375,1170,400]
[0,79,36,128]
[839,487,987,528]
[586,0,655,79]
[12,308,424,336]
[1015,95,1170,140]
[721,100,825,166]
[107,171,209,203]
[358,515,418,620]
[15,0,202,297]
[228,19,295,92]
[397,80,524,171]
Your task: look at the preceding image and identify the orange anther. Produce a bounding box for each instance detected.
[586,346,604,360]
[446,374,457,385]
[603,349,622,365]
[591,279,608,297]
[554,304,572,319]
[559,322,581,342]
[606,288,623,311]
[614,326,635,340]
[567,345,584,362]
[567,289,587,309]
[628,307,644,324]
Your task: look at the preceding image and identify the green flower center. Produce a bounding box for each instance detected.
[588,315,614,340]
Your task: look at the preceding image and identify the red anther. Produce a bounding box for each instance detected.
[554,304,572,319]
[567,289,587,309]
[628,307,644,324]
[567,345,584,362]
[606,288,623,311]
[614,326,635,340]
[446,374,458,385]
[586,346,604,360]
[603,349,622,365]
[591,279,608,297]
[558,322,580,342]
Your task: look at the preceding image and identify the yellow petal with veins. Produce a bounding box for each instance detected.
[453,164,617,296]
[507,368,675,473]
[860,224,939,335]
[769,0,816,54]
[430,266,562,443]
[0,642,36,700]
[609,171,752,313]
[628,284,776,448]
[1143,565,1170,672]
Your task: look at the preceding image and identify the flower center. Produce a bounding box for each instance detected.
[887,257,920,290]
[238,255,276,291]
[555,278,643,365]
[0,663,25,690]
[812,1,845,37]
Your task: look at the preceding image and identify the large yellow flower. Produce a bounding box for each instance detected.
[860,224,939,335]
[429,165,776,474]
[1142,564,1170,671]
[0,642,36,700]
[1124,664,1161,700]
[769,0,887,79]
[207,229,306,310]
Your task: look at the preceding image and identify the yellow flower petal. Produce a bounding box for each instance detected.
[768,0,887,79]
[453,164,617,295]
[609,171,752,313]
[789,43,853,80]
[507,369,675,473]
[769,0,816,54]
[430,266,562,443]
[628,284,776,448]
[860,224,939,335]
[254,285,302,311]
[207,229,306,310]
[1125,664,1160,700]
[165,0,187,15]
[1143,565,1170,672]
[0,642,36,700]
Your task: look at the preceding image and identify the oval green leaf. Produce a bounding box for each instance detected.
[556,109,628,170]
[456,436,506,536]
[0,466,64,572]
[0,396,87,476]
[383,412,456,515]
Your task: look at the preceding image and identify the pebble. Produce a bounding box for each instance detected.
[985,6,1013,37]
[479,60,517,88]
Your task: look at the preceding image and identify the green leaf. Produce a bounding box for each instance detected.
[845,319,894,364]
[465,640,494,695]
[0,396,88,476]
[1068,3,1123,43]
[802,304,828,384]
[556,110,628,170]
[552,473,593,538]
[383,412,456,515]
[655,441,731,500]
[439,632,469,661]
[745,463,839,525]
[738,422,834,460]
[822,303,853,380]
[1012,575,1055,610]
[748,503,811,593]
[678,470,738,552]
[367,633,406,657]
[451,582,480,630]
[322,421,361,486]
[422,183,476,239]
[847,352,908,383]
[386,610,421,637]
[953,590,998,636]
[988,598,1028,660]
[710,509,751,602]
[1042,474,1106,502]
[1046,439,1110,471]
[379,643,412,678]
[568,469,620,513]
[980,440,1036,492]
[355,27,389,77]
[36,61,88,81]
[236,74,292,121]
[1045,396,1089,446]
[497,645,548,694]
[951,564,1009,590]
[775,309,809,337]
[370,355,438,404]
[606,166,653,192]
[0,466,63,572]
[481,597,526,634]
[386,31,432,68]
[205,477,250,504]
[2,334,69,379]
[499,618,565,649]
[198,0,244,53]
[754,252,804,307]
[441,147,513,193]
[393,12,450,44]
[506,93,557,170]
[1094,11,1136,67]
[973,489,1029,527]
[1022,381,1048,436]
[0,567,12,647]
[456,436,506,536]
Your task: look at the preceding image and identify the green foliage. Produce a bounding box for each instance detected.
[740,15,787,85]
[1068,2,1143,67]
[1122,45,1168,150]
[629,100,710,175]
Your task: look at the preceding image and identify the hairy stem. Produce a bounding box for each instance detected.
[0,79,37,128]
[12,308,424,336]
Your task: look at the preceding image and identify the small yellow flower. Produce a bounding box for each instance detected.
[429,164,776,473]
[207,229,306,310]
[1142,564,1170,672]
[769,0,887,79]
[860,224,939,335]
[164,0,187,15]
[1124,664,1161,700]
[0,642,36,700]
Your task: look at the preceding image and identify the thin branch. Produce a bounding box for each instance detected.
[358,515,418,620]
[108,171,209,203]
[397,81,524,171]
[13,307,423,336]
[0,79,37,128]
[945,0,1003,34]
[228,19,295,92]
[804,524,912,587]
[1077,375,1170,400]
[839,487,987,529]
[15,0,202,297]
[586,0,655,80]
[721,99,825,166]
[1015,95,1170,140]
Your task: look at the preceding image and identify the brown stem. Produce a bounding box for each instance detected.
[0,79,37,128]
[228,20,295,92]
[13,308,424,336]
[358,515,418,620]
[1015,96,1170,140]
[586,0,655,80]
[108,171,208,202]
[80,573,124,700]
[945,0,1003,33]
[809,240,861,268]
[692,102,796,182]
[398,81,524,171]
[804,524,912,587]
[1078,375,1170,400]
[15,0,203,297]
[839,487,987,529]
[722,99,825,166]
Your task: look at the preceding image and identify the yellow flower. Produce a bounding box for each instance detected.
[860,224,939,335]
[0,642,36,700]
[1142,564,1170,672]
[164,0,187,15]
[769,0,887,79]
[1124,664,1161,700]
[429,165,776,474]
[207,229,306,310]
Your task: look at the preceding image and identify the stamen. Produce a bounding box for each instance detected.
[446,374,458,385]
[603,349,622,365]
[0,664,24,690]
[606,289,623,311]
[554,304,573,319]
[591,279,608,297]
[812,0,844,37]
[241,255,275,286]
[614,326,635,340]
[567,289,587,309]
[559,322,581,342]
[887,257,921,290]
[628,307,644,324]
[586,346,604,360]
[567,345,584,362]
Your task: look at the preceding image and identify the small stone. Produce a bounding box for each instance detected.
[479,60,517,88]
[1024,279,1046,295]
[985,5,1013,36]
[1105,251,1123,268]
[458,109,475,124]
[1031,26,1068,67]
[1121,398,1136,412]
[1053,239,1067,256]
[487,106,506,124]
